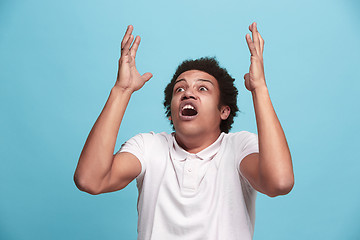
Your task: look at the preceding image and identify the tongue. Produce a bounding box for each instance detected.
[182,108,197,116]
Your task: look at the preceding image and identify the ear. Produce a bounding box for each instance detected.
[220,106,230,120]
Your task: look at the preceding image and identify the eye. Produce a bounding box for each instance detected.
[175,87,185,93]
[199,86,208,91]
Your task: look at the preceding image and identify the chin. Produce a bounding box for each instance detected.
[172,114,221,137]
[176,123,219,138]
[174,122,203,136]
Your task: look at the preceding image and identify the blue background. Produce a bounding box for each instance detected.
[1,0,359,239]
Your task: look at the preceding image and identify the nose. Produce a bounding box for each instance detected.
[181,88,197,100]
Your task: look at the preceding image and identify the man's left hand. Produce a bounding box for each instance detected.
[244,22,266,92]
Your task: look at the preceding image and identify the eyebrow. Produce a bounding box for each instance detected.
[174,78,214,85]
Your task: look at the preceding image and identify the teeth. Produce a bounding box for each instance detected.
[182,104,195,110]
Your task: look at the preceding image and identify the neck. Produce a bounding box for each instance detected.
[174,130,222,154]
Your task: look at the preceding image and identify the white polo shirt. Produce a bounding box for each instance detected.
[119,131,259,240]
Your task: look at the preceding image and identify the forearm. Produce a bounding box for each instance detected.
[74,85,132,193]
[252,86,294,194]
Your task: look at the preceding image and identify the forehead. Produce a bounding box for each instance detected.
[175,70,218,85]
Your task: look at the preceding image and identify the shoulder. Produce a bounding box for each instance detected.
[125,131,172,141]
[144,131,173,143]
[118,132,173,177]
[224,131,258,144]
[223,131,259,162]
[121,131,173,150]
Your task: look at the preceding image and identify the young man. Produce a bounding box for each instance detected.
[74,22,294,240]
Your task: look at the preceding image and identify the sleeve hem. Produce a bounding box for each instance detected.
[118,148,145,179]
[237,150,259,187]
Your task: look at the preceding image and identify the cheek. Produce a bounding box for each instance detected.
[207,98,222,117]
[170,97,178,113]
[206,95,220,108]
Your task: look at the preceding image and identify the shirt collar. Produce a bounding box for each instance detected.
[170,132,225,161]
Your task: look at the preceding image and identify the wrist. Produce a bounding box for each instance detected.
[111,85,134,97]
[251,85,268,96]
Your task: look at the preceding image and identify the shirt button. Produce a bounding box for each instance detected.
[187,168,192,172]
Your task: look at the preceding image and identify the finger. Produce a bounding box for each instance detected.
[122,34,134,56]
[250,22,261,55]
[121,25,133,50]
[245,34,257,56]
[141,72,153,82]
[130,36,141,58]
[258,32,264,54]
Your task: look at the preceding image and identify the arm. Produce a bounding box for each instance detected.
[73,25,153,195]
[240,22,294,197]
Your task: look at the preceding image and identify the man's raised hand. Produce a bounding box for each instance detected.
[115,25,153,93]
[244,22,266,92]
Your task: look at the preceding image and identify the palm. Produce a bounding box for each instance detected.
[116,25,152,92]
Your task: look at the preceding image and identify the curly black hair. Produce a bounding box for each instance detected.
[163,57,239,133]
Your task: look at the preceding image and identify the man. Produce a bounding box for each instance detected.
[74,22,294,240]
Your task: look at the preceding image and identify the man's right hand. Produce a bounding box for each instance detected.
[74,25,150,195]
[116,25,153,93]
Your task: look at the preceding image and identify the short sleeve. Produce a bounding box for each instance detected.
[237,131,259,166]
[233,131,259,169]
[117,132,155,179]
[231,131,259,192]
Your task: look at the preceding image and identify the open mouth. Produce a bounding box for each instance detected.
[181,104,198,116]
[178,101,199,120]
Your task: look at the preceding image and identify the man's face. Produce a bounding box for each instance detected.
[170,70,229,138]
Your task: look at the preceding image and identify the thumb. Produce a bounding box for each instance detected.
[244,73,250,82]
[141,72,153,82]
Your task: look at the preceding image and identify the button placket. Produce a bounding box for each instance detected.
[183,155,197,190]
